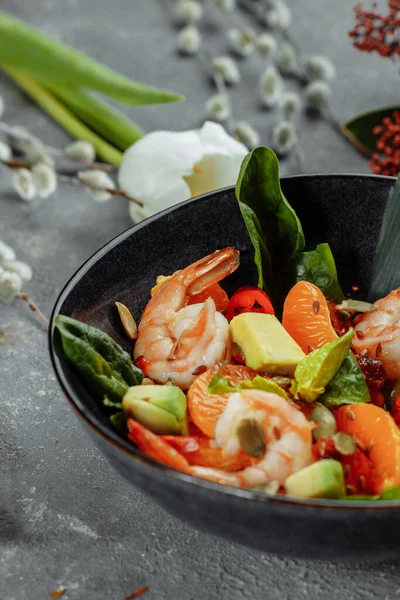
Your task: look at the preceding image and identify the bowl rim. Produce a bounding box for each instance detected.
[49,172,400,511]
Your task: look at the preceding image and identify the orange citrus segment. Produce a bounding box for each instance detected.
[336,403,400,495]
[282,281,338,354]
[187,364,257,437]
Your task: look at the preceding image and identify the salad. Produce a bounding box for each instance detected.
[54,148,400,501]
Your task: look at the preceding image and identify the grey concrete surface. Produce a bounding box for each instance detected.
[1,1,400,599]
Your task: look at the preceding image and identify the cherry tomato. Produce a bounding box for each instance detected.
[225,286,274,321]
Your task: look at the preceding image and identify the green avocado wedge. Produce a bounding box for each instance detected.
[291,329,354,403]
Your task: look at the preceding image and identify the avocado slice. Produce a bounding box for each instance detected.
[285,459,346,499]
[230,313,305,375]
[291,328,355,403]
[122,385,189,435]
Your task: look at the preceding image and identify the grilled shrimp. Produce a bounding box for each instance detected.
[134,247,240,390]
[352,288,400,380]
[128,389,313,488]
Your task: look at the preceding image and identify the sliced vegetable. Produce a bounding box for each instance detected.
[321,353,371,408]
[0,12,183,105]
[288,243,345,304]
[235,146,305,306]
[282,281,338,354]
[291,328,354,403]
[54,315,143,402]
[230,312,305,375]
[225,286,274,321]
[122,385,188,435]
[336,403,400,494]
[285,459,346,499]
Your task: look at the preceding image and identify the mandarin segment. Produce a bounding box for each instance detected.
[282,281,338,354]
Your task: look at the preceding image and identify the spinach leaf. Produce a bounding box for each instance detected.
[289,243,345,303]
[321,352,370,408]
[235,147,305,303]
[54,315,143,403]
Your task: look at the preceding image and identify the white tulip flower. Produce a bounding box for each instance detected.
[118,121,248,222]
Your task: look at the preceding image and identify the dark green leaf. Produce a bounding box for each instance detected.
[237,201,272,293]
[110,411,128,434]
[341,106,400,154]
[54,315,142,403]
[288,243,345,303]
[235,147,305,307]
[368,176,400,302]
[0,12,183,106]
[321,352,370,408]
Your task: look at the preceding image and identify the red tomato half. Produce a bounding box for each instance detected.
[225,286,274,321]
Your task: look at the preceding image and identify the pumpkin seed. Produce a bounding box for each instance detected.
[332,432,356,456]
[237,418,266,458]
[115,302,137,339]
[310,403,337,440]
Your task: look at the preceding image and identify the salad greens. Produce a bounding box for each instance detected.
[54,315,142,404]
[321,353,370,408]
[208,372,289,400]
[235,147,344,311]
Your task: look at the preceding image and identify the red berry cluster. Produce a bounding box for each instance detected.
[370,110,400,176]
[349,1,400,57]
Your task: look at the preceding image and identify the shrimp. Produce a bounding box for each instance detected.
[127,389,313,489]
[352,288,400,380]
[134,247,240,390]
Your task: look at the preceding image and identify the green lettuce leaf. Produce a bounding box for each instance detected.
[320,352,370,408]
[54,315,143,403]
[208,372,289,399]
[289,243,345,303]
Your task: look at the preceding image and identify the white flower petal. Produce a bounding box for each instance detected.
[11,168,37,201]
[32,163,58,198]
[198,121,248,159]
[0,270,23,303]
[119,122,247,222]
[0,241,16,262]
[65,140,96,163]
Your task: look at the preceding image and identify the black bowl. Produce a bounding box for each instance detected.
[49,174,400,562]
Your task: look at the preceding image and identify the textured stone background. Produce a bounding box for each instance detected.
[1,1,400,599]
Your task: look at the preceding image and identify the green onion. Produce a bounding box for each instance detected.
[3,66,123,165]
[47,84,144,150]
[0,11,183,106]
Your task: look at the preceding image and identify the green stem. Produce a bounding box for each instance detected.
[1,65,123,166]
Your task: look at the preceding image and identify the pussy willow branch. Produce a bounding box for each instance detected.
[16,293,49,327]
[0,158,144,207]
